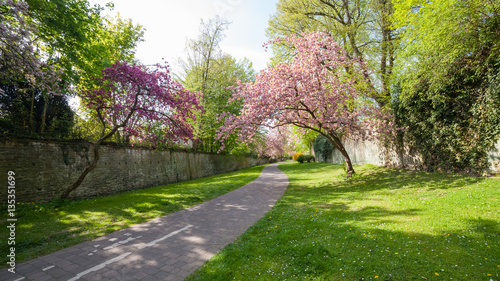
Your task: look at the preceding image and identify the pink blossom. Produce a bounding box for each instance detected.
[83,61,202,146]
[217,32,398,175]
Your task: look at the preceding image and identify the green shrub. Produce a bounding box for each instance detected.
[296,154,315,163]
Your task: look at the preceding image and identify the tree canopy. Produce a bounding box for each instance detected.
[0,0,144,138]
[391,0,500,173]
[179,17,256,153]
[62,61,202,198]
[217,32,396,176]
[267,0,397,107]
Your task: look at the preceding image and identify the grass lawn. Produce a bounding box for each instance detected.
[187,162,500,281]
[0,164,267,266]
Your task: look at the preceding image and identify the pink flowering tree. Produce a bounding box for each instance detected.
[61,61,202,198]
[217,32,396,177]
[265,128,291,160]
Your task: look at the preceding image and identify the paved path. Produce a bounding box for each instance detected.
[2,163,288,281]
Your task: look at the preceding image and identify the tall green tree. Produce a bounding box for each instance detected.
[391,0,499,91]
[267,0,397,106]
[25,0,101,135]
[77,14,144,92]
[179,17,255,153]
[179,16,229,95]
[26,0,144,91]
[0,0,63,135]
[1,0,144,138]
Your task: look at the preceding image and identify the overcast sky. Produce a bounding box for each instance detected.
[88,0,279,73]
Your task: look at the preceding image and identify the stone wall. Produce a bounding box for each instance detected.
[0,139,267,202]
[316,138,500,173]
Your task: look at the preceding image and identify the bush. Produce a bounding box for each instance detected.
[292,152,304,161]
[296,154,315,163]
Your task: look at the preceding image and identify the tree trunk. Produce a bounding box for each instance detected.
[327,133,355,177]
[60,141,101,199]
[28,90,35,130]
[60,124,121,199]
[40,94,49,135]
[338,145,355,177]
[60,81,143,199]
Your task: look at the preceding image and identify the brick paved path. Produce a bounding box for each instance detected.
[1,163,288,281]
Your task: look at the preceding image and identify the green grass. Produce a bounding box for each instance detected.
[187,162,500,281]
[0,164,267,266]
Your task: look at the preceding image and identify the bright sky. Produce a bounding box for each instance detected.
[88,0,279,73]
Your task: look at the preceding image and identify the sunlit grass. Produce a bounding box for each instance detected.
[188,162,500,281]
[0,164,266,266]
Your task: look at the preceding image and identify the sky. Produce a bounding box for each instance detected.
[88,0,279,73]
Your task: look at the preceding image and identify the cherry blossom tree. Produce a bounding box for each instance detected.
[217,32,395,177]
[265,127,292,160]
[61,61,202,198]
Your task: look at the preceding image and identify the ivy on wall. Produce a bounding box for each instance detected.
[393,57,500,174]
[313,134,334,162]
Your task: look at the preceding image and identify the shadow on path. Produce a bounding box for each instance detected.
[1,163,288,281]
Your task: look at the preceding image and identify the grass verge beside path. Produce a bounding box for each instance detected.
[187,162,500,281]
[0,164,267,266]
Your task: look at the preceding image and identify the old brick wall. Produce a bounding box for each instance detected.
[0,139,267,202]
[321,138,500,173]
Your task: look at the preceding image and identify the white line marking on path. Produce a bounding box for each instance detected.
[138,225,192,250]
[42,265,55,271]
[13,277,25,281]
[103,237,136,250]
[66,252,131,281]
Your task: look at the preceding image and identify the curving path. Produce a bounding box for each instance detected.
[1,163,288,281]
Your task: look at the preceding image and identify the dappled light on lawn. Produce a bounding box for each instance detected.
[187,162,499,280]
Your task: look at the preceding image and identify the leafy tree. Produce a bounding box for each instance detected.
[179,16,229,94]
[289,125,318,154]
[61,62,202,198]
[1,0,144,138]
[22,0,104,133]
[0,0,63,135]
[392,0,500,173]
[25,0,103,83]
[267,0,397,106]
[77,14,145,92]
[391,0,499,91]
[0,83,73,138]
[179,17,255,153]
[217,32,396,177]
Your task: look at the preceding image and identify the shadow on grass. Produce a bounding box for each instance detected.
[189,215,499,281]
[187,162,499,281]
[0,164,267,266]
